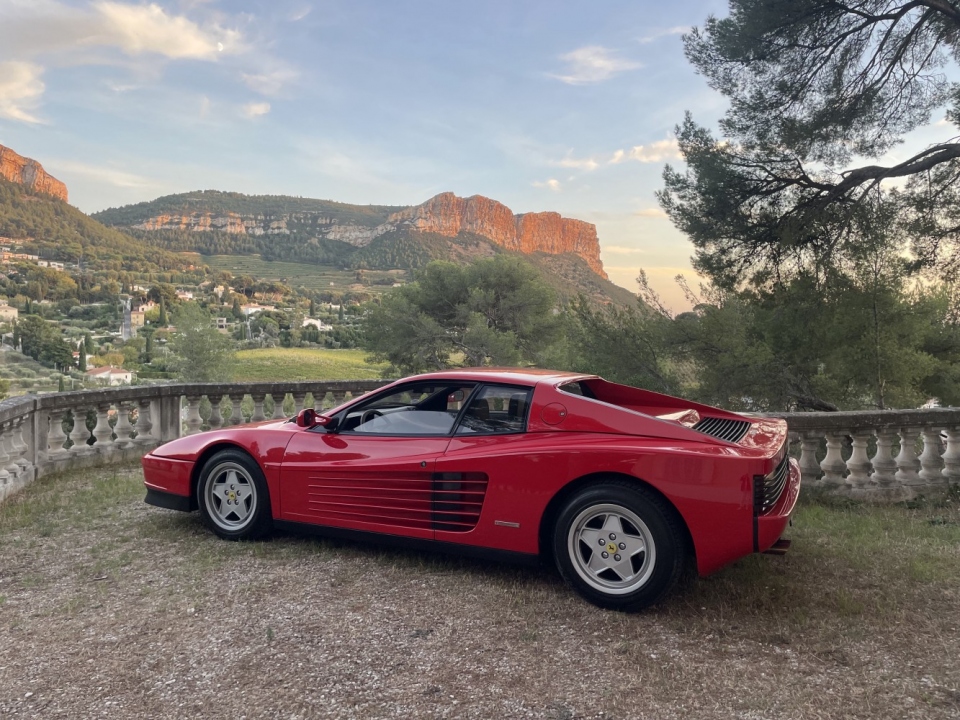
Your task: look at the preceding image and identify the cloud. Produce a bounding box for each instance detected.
[604,245,646,254]
[634,207,668,218]
[51,159,157,188]
[93,2,242,59]
[551,139,681,173]
[550,46,641,85]
[613,139,682,163]
[241,67,299,96]
[289,4,313,22]
[638,27,688,44]
[0,1,244,60]
[556,154,600,171]
[242,102,271,118]
[0,62,45,124]
[533,178,562,192]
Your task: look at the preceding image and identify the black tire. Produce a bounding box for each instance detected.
[552,481,685,611]
[196,449,273,540]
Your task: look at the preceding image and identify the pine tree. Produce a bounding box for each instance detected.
[158,296,167,326]
[78,346,87,372]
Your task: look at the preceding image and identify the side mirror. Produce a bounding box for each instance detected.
[296,409,338,431]
[295,409,317,427]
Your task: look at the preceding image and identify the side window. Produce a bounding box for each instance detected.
[456,385,532,435]
[341,382,476,436]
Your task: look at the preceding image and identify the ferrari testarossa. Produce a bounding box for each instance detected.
[143,369,800,611]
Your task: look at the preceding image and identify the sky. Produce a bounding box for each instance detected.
[0,0,737,309]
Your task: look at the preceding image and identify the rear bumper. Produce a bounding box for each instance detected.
[757,458,801,552]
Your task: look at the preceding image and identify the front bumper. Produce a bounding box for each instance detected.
[142,454,195,512]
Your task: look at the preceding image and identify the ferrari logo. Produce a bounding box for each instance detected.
[606,542,617,554]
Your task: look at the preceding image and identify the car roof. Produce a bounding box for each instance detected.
[403,367,595,387]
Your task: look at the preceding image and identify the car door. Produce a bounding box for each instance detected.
[279,381,474,540]
[434,383,544,552]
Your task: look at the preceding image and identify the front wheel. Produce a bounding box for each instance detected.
[553,482,685,611]
[197,449,273,540]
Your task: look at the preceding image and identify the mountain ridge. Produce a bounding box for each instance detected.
[94,190,608,279]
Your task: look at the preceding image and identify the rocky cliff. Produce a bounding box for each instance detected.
[127,191,607,278]
[390,193,606,278]
[0,144,68,202]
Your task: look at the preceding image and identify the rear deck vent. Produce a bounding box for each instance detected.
[692,417,751,443]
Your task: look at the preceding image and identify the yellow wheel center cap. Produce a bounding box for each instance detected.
[607,542,617,554]
[228,491,236,501]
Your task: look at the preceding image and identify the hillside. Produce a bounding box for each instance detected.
[95,189,636,305]
[0,179,204,276]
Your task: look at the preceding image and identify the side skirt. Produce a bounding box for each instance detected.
[273,520,541,567]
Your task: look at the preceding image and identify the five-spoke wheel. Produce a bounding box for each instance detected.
[197,449,272,540]
[553,482,684,611]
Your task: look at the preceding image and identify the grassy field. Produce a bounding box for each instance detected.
[233,347,388,382]
[201,254,407,293]
[0,348,61,395]
[1,466,958,718]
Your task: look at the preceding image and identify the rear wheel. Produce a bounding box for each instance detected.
[197,449,273,540]
[553,482,684,611]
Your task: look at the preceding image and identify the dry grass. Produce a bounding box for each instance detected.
[1,467,959,719]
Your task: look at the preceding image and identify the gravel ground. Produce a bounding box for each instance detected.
[1,465,958,719]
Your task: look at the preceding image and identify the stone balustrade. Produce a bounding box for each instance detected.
[0,380,388,504]
[0,381,955,505]
[769,408,960,500]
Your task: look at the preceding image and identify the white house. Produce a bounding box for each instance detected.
[85,366,134,386]
[302,317,332,331]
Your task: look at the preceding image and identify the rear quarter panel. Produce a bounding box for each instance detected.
[436,432,769,576]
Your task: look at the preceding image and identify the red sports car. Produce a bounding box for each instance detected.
[142,369,800,611]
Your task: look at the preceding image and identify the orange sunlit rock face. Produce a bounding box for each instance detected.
[0,144,68,202]
[391,193,607,278]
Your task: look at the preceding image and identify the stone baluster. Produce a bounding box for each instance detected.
[11,417,30,474]
[870,428,901,499]
[293,392,307,414]
[0,423,12,491]
[918,426,946,491]
[228,394,245,425]
[272,393,288,419]
[798,432,822,485]
[184,396,203,436]
[92,404,114,449]
[943,427,960,488]
[331,391,347,411]
[311,391,326,412]
[46,409,69,455]
[250,393,267,423]
[846,431,873,498]
[207,395,225,429]
[894,427,922,495]
[820,431,847,491]
[113,402,136,448]
[1,422,21,479]
[135,399,154,444]
[69,407,93,453]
